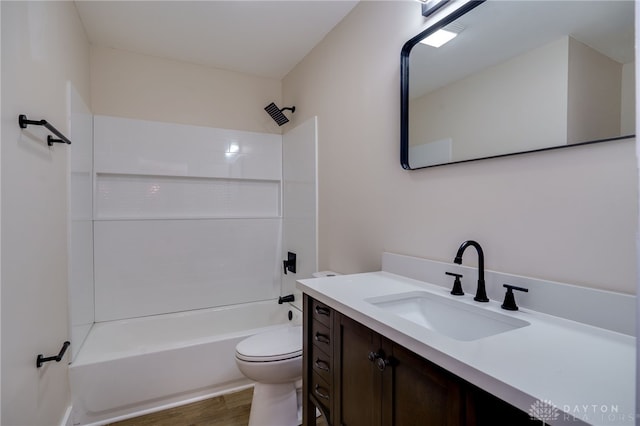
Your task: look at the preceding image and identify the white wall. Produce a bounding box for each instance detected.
[283,0,637,295]
[1,1,90,424]
[90,46,283,135]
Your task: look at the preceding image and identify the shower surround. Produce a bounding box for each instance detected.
[69,115,317,424]
[92,115,283,321]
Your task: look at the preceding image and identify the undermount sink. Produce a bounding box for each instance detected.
[366,291,530,341]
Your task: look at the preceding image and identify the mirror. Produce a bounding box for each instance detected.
[401,0,635,170]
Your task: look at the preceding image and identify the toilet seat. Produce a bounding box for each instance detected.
[236,325,302,362]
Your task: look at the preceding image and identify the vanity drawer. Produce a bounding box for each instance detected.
[311,340,332,383]
[311,299,332,327]
[311,319,332,354]
[311,370,332,416]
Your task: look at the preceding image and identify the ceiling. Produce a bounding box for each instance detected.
[74,0,359,80]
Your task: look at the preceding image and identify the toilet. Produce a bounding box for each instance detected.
[235,325,303,426]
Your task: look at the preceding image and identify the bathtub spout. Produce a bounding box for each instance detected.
[278,294,295,304]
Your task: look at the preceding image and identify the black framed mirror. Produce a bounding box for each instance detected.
[401,0,635,170]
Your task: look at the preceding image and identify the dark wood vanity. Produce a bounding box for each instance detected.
[303,294,539,426]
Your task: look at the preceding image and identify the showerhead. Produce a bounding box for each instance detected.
[264,102,295,126]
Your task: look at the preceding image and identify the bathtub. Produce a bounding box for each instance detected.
[69,300,301,425]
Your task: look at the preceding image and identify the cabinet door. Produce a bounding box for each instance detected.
[335,314,382,426]
[382,341,464,426]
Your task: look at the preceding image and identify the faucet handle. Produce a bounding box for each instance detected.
[445,272,464,296]
[501,284,528,311]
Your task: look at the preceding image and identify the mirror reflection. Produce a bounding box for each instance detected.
[401,0,635,169]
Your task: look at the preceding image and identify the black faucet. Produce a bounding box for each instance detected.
[454,240,489,302]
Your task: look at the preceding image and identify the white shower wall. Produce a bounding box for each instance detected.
[93,116,283,321]
[281,117,318,309]
[69,84,95,360]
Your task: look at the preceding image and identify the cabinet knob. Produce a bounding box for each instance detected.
[376,357,390,371]
[368,350,390,371]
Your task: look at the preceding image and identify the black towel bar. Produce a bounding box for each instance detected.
[19,114,72,146]
[36,341,70,368]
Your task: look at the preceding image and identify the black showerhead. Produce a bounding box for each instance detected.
[264,102,295,126]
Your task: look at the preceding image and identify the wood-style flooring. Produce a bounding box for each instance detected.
[108,389,252,426]
[108,388,329,426]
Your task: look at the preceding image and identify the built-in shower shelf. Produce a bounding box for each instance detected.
[95,172,281,220]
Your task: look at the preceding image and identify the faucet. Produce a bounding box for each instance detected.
[454,240,489,302]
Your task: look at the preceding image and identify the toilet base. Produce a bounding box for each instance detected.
[248,382,299,426]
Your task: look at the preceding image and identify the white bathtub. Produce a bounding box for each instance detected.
[69,300,301,425]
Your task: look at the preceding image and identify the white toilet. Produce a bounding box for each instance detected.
[235,325,303,426]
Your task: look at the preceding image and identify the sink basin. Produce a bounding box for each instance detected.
[366,291,529,341]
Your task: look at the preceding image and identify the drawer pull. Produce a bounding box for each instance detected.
[314,384,330,400]
[314,358,330,371]
[315,306,331,316]
[314,332,330,344]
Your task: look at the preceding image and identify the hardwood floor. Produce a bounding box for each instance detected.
[107,388,329,426]
[108,388,253,426]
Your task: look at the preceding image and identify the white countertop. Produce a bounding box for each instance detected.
[297,271,636,426]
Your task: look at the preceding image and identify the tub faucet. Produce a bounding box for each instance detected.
[454,240,489,302]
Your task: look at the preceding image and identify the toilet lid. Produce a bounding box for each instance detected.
[236,325,302,362]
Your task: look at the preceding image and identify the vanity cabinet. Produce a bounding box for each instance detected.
[303,294,537,426]
[336,314,464,426]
